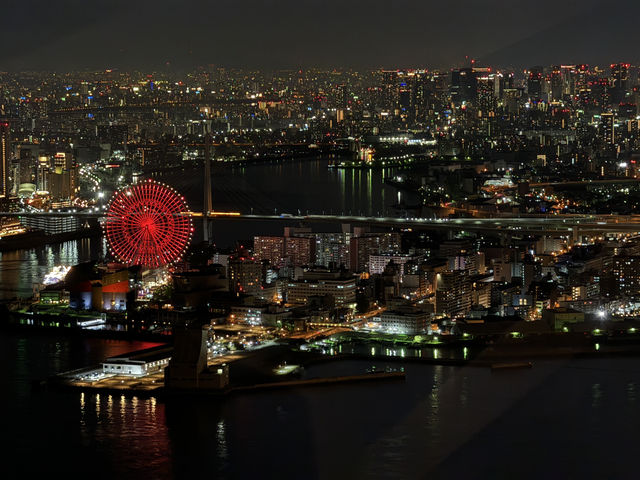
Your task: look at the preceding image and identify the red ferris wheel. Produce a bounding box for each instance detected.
[104,179,194,268]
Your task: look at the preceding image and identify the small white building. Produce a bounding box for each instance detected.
[102,346,172,376]
[373,309,429,335]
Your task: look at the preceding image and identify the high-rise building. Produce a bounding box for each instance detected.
[476,73,497,117]
[613,255,640,297]
[435,269,472,317]
[610,63,630,104]
[381,70,399,112]
[550,66,563,101]
[254,236,285,266]
[527,66,544,99]
[350,232,401,272]
[561,65,576,96]
[253,229,315,268]
[315,232,351,269]
[503,88,522,115]
[36,156,49,192]
[601,112,616,145]
[46,170,73,201]
[15,145,42,189]
[284,236,315,267]
[369,253,424,283]
[0,121,11,198]
[575,64,590,92]
[228,254,263,295]
[451,68,477,104]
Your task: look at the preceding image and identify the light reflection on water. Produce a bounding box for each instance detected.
[73,390,172,477]
[6,334,640,478]
[0,237,106,300]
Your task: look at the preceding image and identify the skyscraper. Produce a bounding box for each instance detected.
[527,66,544,100]
[550,66,563,101]
[610,63,630,104]
[450,68,477,104]
[0,120,10,198]
[601,112,616,145]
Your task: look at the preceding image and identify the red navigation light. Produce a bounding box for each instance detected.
[104,180,193,268]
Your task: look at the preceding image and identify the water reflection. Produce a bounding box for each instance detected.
[217,420,228,460]
[592,383,603,408]
[9,332,640,478]
[77,391,171,476]
[0,237,106,300]
[627,382,637,404]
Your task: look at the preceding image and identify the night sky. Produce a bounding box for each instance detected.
[1,0,636,70]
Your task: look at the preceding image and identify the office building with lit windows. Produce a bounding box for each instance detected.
[286,270,356,307]
[0,120,11,198]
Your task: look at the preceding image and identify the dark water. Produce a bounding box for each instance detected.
[159,157,410,217]
[155,157,415,247]
[4,332,640,479]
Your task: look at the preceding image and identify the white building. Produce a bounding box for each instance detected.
[287,270,356,307]
[101,346,172,376]
[373,308,429,335]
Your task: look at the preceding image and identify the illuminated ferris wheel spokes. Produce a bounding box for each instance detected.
[104,179,194,268]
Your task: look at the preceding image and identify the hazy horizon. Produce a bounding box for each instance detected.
[2,0,637,71]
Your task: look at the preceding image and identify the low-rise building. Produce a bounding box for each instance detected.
[102,345,172,376]
[374,308,429,334]
[543,307,585,330]
[287,269,356,307]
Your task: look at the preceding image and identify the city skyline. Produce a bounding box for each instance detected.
[5,3,640,477]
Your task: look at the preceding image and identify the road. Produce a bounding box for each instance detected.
[5,210,640,235]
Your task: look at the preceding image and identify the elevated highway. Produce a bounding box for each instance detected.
[4,211,640,237]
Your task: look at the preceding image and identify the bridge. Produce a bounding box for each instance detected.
[201,213,640,237]
[4,210,640,237]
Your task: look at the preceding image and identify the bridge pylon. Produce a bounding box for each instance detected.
[203,134,213,243]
